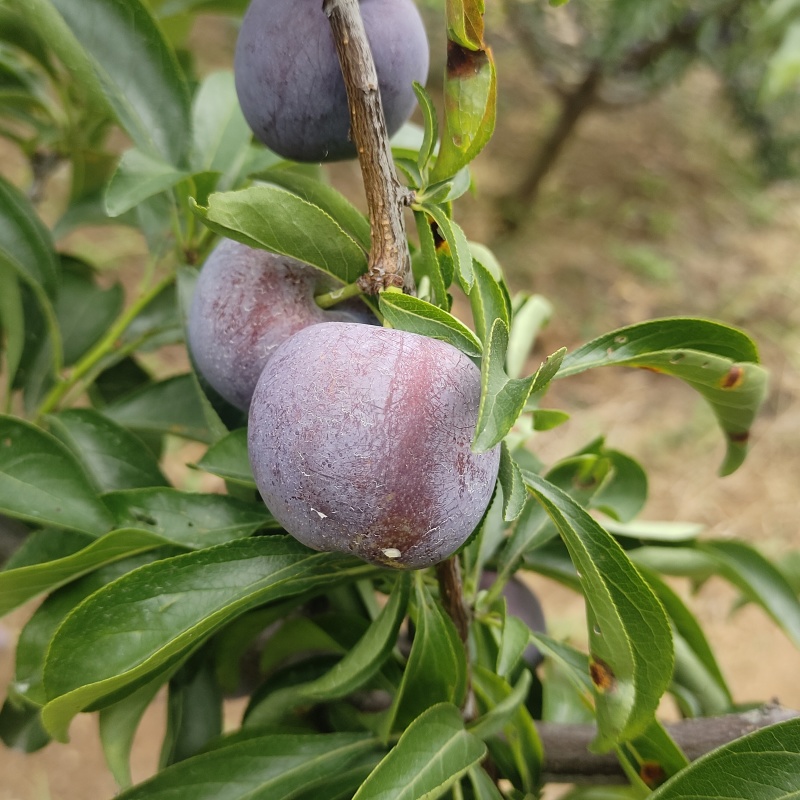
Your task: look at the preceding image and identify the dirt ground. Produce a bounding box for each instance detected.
[1,11,799,799]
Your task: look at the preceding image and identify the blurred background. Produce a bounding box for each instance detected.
[1,0,799,796]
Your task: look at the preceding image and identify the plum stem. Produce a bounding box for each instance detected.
[314,281,364,309]
[323,0,415,296]
[435,556,470,644]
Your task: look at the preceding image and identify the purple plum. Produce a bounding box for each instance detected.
[248,322,500,569]
[187,239,375,412]
[234,0,430,162]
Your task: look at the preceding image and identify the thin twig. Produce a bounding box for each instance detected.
[323,0,414,295]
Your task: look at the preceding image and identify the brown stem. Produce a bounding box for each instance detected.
[323,0,414,295]
[435,557,470,644]
[537,704,799,784]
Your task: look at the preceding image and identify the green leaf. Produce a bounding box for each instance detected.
[102,488,274,547]
[524,472,673,751]
[47,408,167,492]
[618,719,689,791]
[354,704,486,800]
[0,695,49,753]
[557,319,768,475]
[254,169,371,251]
[0,415,113,535]
[412,82,438,176]
[193,186,368,285]
[471,667,542,793]
[41,537,373,739]
[385,576,468,735]
[160,650,222,766]
[55,259,124,365]
[0,161,58,298]
[99,674,167,788]
[421,203,474,292]
[473,321,564,453]
[194,428,255,488]
[468,670,532,740]
[246,575,410,727]
[104,374,213,442]
[190,70,252,177]
[430,36,496,182]
[116,731,378,800]
[412,209,449,308]
[378,291,482,357]
[507,294,552,380]
[589,449,648,523]
[0,267,24,395]
[469,258,510,346]
[648,718,800,800]
[46,0,191,165]
[497,443,526,522]
[13,552,162,707]
[700,540,800,649]
[105,148,191,217]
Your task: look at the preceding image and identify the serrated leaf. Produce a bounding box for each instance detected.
[524,472,673,751]
[41,537,374,739]
[378,291,481,357]
[498,443,526,522]
[412,209,448,308]
[648,718,800,800]
[45,0,191,165]
[413,82,438,175]
[384,577,468,736]
[557,319,768,475]
[116,731,378,800]
[0,415,112,535]
[473,320,538,452]
[421,203,474,291]
[103,374,212,442]
[193,186,368,285]
[194,428,255,487]
[105,148,191,217]
[469,258,510,346]
[700,540,800,649]
[47,408,167,492]
[354,704,486,800]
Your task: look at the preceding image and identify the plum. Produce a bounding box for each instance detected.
[234,0,430,162]
[187,239,375,412]
[248,322,500,569]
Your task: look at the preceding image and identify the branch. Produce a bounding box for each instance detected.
[323,0,414,295]
[537,704,800,784]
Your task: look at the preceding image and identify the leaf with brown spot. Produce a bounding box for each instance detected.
[557,318,768,476]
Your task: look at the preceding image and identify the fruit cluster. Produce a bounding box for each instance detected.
[189,0,501,569]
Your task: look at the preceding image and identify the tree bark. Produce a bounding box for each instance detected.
[323,0,414,294]
[537,704,799,784]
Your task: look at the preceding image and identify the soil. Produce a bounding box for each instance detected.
[1,10,799,799]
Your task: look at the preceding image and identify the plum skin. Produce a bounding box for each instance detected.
[234,0,430,162]
[248,322,501,569]
[187,239,374,412]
